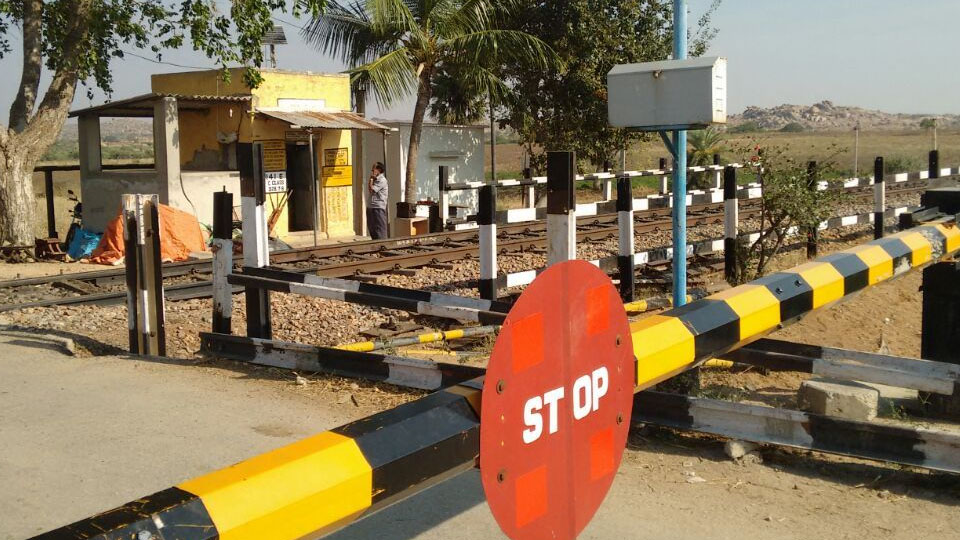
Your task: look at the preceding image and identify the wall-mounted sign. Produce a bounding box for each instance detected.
[265,171,287,193]
[277,98,327,112]
[324,147,349,167]
[261,140,287,171]
[322,165,353,187]
[284,130,311,143]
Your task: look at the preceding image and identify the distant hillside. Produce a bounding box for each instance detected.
[728,101,960,132]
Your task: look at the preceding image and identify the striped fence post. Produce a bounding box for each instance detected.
[212,190,234,334]
[547,151,576,265]
[617,175,635,302]
[712,153,722,190]
[806,161,819,259]
[929,150,940,179]
[601,159,613,201]
[659,157,669,194]
[122,193,166,356]
[240,142,272,339]
[478,184,498,300]
[438,165,450,224]
[723,165,738,282]
[523,166,536,209]
[874,157,885,240]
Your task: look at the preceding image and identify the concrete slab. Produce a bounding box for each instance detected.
[799,378,879,421]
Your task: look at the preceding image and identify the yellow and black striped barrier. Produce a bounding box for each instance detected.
[33,219,960,540]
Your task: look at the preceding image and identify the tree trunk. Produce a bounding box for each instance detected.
[0,136,39,245]
[404,68,434,203]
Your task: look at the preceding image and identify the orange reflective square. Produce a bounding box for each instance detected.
[515,465,548,528]
[590,427,615,481]
[510,312,544,374]
[585,285,610,335]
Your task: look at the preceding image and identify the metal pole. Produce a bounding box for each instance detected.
[672,0,688,307]
[308,130,318,247]
[853,124,859,178]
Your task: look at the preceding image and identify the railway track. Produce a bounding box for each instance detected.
[0,179,929,311]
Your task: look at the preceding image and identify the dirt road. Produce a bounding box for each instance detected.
[2,330,958,540]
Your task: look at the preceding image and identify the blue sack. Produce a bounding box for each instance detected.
[67,228,102,260]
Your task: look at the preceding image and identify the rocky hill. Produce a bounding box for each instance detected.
[728,101,960,131]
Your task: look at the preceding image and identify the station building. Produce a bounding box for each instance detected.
[70,68,392,244]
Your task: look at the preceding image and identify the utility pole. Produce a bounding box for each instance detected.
[671,0,688,308]
[853,122,860,178]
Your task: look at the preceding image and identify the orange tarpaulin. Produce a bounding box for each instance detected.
[88,204,207,265]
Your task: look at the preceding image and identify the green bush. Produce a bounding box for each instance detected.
[729,121,763,134]
[779,122,805,133]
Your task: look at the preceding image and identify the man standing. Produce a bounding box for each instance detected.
[366,162,389,240]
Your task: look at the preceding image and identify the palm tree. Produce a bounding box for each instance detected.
[688,126,724,166]
[687,126,725,189]
[303,0,553,205]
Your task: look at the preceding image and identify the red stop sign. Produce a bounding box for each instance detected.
[480,260,635,540]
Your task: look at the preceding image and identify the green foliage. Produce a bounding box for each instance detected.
[0,0,326,97]
[919,118,937,129]
[40,140,78,162]
[882,156,921,174]
[728,140,847,283]
[500,0,721,172]
[779,122,805,133]
[728,121,763,134]
[688,126,724,189]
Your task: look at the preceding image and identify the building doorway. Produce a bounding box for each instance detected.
[286,143,316,232]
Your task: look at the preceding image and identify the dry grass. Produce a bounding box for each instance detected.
[484,129,957,177]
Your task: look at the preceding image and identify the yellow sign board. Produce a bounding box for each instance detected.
[322,165,353,186]
[323,185,354,237]
[261,140,286,171]
[324,147,349,167]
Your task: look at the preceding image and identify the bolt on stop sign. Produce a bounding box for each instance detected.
[480,260,635,540]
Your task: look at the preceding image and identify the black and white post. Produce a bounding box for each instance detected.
[438,165,450,225]
[547,151,576,265]
[659,157,669,195]
[601,160,613,201]
[617,175,635,302]
[929,149,940,179]
[212,189,234,334]
[806,161,819,259]
[874,157,885,240]
[522,164,536,209]
[240,142,272,339]
[123,193,166,356]
[712,153,722,190]
[723,165,738,282]
[478,184,498,301]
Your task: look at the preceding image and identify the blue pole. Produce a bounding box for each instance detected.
[672,0,688,307]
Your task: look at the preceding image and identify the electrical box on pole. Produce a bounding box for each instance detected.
[607,56,727,131]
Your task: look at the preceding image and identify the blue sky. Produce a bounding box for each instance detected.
[1,0,958,122]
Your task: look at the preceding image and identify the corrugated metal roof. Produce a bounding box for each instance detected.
[69,93,252,117]
[257,109,390,130]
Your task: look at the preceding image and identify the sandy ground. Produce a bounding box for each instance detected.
[2,331,958,540]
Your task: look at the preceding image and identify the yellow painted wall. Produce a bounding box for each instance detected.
[151,69,351,111]
[250,71,351,111]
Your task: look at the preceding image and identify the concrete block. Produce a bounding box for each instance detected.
[799,378,879,421]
